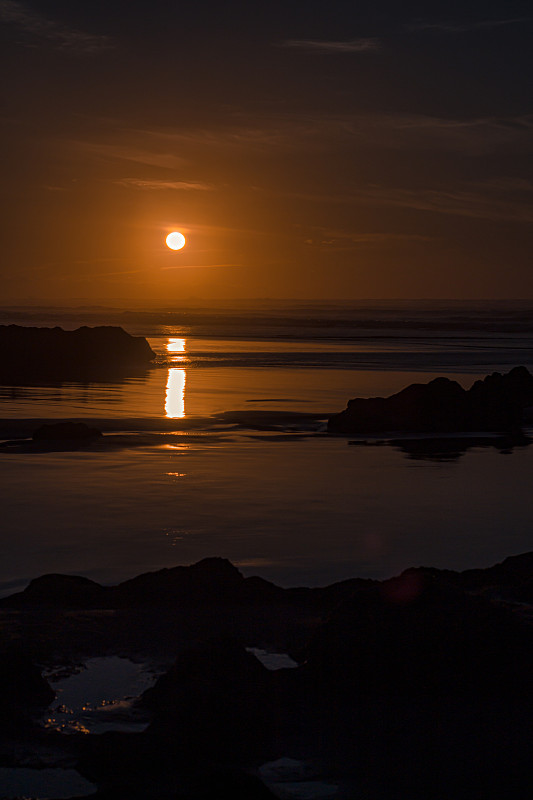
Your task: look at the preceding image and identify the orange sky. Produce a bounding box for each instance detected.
[1,1,532,303]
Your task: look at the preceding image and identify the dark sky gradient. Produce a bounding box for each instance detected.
[1,0,532,302]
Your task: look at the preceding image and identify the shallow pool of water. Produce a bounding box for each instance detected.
[43,656,158,734]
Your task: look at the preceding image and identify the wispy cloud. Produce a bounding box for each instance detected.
[66,111,532,191]
[93,269,143,278]
[0,0,113,53]
[115,178,214,191]
[144,112,533,155]
[304,228,433,249]
[279,37,380,53]
[79,112,531,168]
[72,142,186,170]
[407,17,532,34]
[479,177,533,192]
[294,182,533,223]
[160,264,243,270]
[355,185,533,223]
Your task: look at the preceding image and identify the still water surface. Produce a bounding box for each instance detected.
[1,305,533,594]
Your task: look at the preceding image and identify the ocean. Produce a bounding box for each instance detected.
[1,300,533,594]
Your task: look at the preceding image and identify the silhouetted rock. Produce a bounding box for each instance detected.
[142,638,275,760]
[0,646,55,736]
[17,573,106,607]
[0,324,155,381]
[189,767,278,799]
[291,569,533,799]
[328,366,533,434]
[409,551,533,594]
[1,555,532,799]
[77,731,277,799]
[302,572,533,697]
[112,557,289,607]
[32,421,103,441]
[114,557,248,605]
[0,557,287,609]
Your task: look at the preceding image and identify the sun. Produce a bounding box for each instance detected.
[166,231,186,250]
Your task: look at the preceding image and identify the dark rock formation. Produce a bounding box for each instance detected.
[142,638,275,760]
[302,571,533,697]
[3,552,532,612]
[76,731,277,799]
[328,365,533,434]
[32,421,103,441]
[0,554,533,799]
[0,557,288,609]
[0,646,55,737]
[403,551,533,598]
[17,573,106,607]
[115,557,251,605]
[0,647,54,714]
[0,324,155,381]
[290,570,533,799]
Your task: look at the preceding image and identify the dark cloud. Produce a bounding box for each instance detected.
[67,112,533,163]
[279,38,380,53]
[283,182,533,224]
[406,16,532,33]
[115,179,214,191]
[0,0,113,53]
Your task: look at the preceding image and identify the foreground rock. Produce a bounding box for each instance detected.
[0,646,55,737]
[142,638,276,760]
[302,571,532,697]
[328,365,533,434]
[0,324,155,381]
[0,554,532,799]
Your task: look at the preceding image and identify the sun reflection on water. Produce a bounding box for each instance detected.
[167,338,185,352]
[165,369,186,418]
[167,337,186,360]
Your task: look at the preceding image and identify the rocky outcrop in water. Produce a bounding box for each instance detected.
[328,366,533,434]
[0,324,155,381]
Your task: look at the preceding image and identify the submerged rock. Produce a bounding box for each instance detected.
[328,365,533,434]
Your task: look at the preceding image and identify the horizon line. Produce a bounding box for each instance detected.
[3,297,533,308]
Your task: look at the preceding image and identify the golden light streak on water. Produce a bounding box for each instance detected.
[165,368,186,418]
[167,338,185,352]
